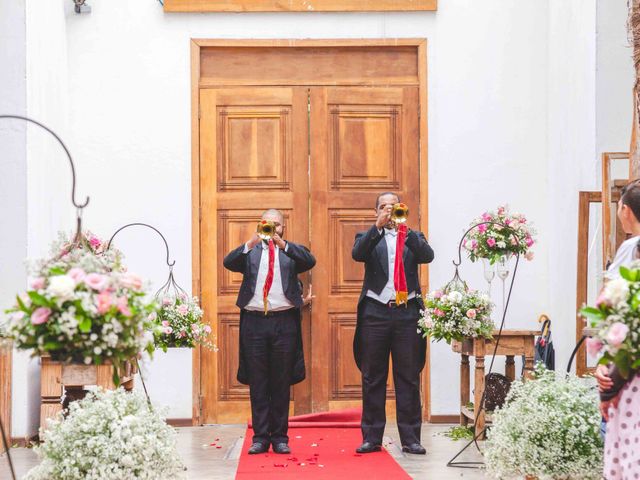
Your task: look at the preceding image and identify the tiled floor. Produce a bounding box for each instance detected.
[1,424,487,479]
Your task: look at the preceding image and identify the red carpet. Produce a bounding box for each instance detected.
[236,409,411,479]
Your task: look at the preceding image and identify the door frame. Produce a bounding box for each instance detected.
[191,38,430,425]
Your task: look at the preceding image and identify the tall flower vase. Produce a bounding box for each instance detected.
[496,254,511,316]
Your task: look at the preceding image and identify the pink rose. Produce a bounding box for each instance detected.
[96,292,112,314]
[606,322,629,348]
[148,311,157,321]
[31,307,52,325]
[120,273,143,291]
[177,304,189,316]
[30,277,46,290]
[433,290,443,299]
[471,240,478,250]
[481,213,492,222]
[487,238,496,248]
[204,325,212,334]
[88,235,102,250]
[162,320,170,327]
[596,292,610,307]
[116,296,132,317]
[163,326,173,335]
[162,297,173,306]
[586,337,604,357]
[525,236,534,248]
[466,309,477,319]
[525,251,535,261]
[434,308,445,317]
[85,273,109,291]
[504,218,511,226]
[478,224,488,233]
[497,206,505,215]
[511,237,519,246]
[180,331,187,338]
[68,268,86,284]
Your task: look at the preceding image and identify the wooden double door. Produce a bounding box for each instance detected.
[195,42,427,424]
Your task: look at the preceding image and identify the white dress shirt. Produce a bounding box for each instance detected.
[366,228,416,304]
[605,235,640,280]
[244,241,295,312]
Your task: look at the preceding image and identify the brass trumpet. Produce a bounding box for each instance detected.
[257,220,276,240]
[391,203,409,224]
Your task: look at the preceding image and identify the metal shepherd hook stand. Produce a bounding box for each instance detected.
[0,114,91,480]
[446,221,521,469]
[105,222,183,407]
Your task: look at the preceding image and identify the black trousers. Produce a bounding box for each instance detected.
[241,309,297,445]
[360,297,423,446]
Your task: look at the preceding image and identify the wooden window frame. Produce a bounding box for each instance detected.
[165,0,436,13]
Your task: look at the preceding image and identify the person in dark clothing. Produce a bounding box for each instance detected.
[223,209,316,455]
[352,192,434,455]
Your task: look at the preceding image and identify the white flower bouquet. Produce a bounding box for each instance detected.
[24,388,185,480]
[464,205,536,264]
[418,286,493,343]
[3,232,157,382]
[154,294,215,351]
[581,264,640,379]
[485,366,603,480]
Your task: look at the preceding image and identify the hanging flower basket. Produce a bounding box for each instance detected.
[154,294,215,352]
[418,283,494,344]
[3,231,158,384]
[464,205,536,264]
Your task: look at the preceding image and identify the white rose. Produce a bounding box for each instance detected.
[448,291,463,304]
[604,278,629,307]
[47,275,76,301]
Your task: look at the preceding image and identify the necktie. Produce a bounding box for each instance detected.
[263,239,275,314]
[393,224,408,305]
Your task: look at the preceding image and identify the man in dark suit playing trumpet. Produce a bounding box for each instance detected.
[223,209,316,455]
[352,192,434,455]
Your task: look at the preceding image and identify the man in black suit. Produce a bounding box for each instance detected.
[223,209,316,455]
[352,192,434,455]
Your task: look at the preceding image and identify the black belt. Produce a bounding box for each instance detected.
[366,296,417,308]
[243,308,295,318]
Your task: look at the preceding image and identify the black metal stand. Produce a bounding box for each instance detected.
[0,114,92,480]
[106,222,191,408]
[446,221,522,469]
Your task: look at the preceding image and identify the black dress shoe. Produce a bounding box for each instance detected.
[356,442,382,453]
[272,443,291,454]
[248,442,269,454]
[402,443,426,455]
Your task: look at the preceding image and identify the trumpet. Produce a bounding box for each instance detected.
[390,203,409,224]
[257,220,276,240]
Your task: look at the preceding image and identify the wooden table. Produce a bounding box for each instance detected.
[451,329,538,438]
[40,356,136,430]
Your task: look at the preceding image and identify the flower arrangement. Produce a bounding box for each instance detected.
[464,205,536,264]
[24,388,185,480]
[581,263,640,378]
[154,294,215,351]
[3,231,157,381]
[417,286,493,343]
[485,366,603,480]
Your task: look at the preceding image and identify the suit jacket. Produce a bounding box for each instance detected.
[351,225,435,371]
[223,241,316,385]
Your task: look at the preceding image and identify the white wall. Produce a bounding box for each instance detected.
[6,0,634,423]
[0,0,29,440]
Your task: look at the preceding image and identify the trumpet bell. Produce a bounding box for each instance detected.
[391,203,409,224]
[257,220,276,240]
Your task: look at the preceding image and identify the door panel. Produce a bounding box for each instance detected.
[309,86,421,413]
[199,85,422,423]
[199,87,310,424]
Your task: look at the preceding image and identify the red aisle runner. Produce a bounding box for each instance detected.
[236,409,411,480]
